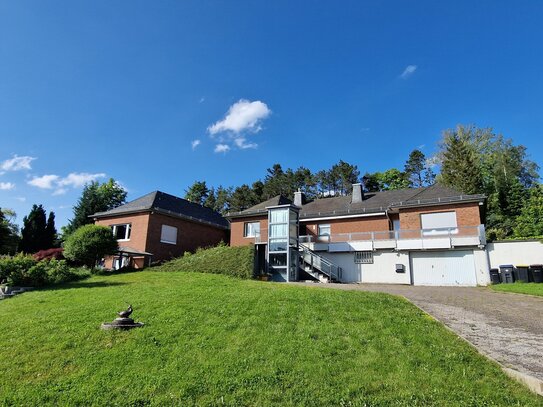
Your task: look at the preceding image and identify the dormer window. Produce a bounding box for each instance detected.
[111,224,131,241]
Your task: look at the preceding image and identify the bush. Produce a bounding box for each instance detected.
[0,255,90,286]
[155,244,255,279]
[63,225,118,268]
[33,248,64,261]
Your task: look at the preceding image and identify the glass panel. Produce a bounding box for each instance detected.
[114,224,128,240]
[269,253,287,267]
[270,208,289,223]
[244,222,260,237]
[318,224,331,236]
[269,238,288,252]
[270,224,288,238]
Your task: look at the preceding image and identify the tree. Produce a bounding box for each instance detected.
[362,169,410,192]
[513,184,543,237]
[0,208,20,255]
[229,184,259,212]
[44,212,58,249]
[331,160,360,195]
[404,149,435,188]
[214,186,232,214]
[63,179,127,236]
[20,204,51,253]
[63,225,118,268]
[204,187,217,210]
[185,181,209,205]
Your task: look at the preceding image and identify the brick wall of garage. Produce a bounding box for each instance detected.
[230,215,268,246]
[399,202,482,230]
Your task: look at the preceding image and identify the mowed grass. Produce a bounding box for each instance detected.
[490,282,543,297]
[0,272,540,406]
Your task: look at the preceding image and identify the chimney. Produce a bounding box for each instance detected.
[351,183,364,204]
[294,189,306,207]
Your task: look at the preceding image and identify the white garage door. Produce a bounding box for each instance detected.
[411,250,476,286]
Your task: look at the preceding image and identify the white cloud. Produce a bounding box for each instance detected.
[214,144,231,153]
[0,182,15,190]
[1,155,36,171]
[15,196,26,202]
[191,139,201,150]
[53,188,68,196]
[208,99,271,135]
[400,65,417,79]
[57,172,106,188]
[28,174,60,189]
[234,137,257,149]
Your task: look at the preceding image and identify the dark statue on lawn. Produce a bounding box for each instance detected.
[101,303,144,330]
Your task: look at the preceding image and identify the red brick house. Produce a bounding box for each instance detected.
[227,184,489,286]
[92,191,229,269]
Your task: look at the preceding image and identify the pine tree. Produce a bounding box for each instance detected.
[185,181,209,205]
[44,211,58,248]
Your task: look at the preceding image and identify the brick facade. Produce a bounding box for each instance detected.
[398,202,482,230]
[95,211,228,267]
[301,215,390,238]
[230,215,268,246]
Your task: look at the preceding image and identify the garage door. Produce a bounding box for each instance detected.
[411,250,476,286]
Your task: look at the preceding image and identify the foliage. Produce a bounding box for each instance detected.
[19,204,57,254]
[155,243,254,279]
[437,125,540,238]
[0,254,89,286]
[63,178,127,237]
[363,168,410,192]
[404,149,435,188]
[184,180,209,205]
[0,272,539,405]
[33,248,64,261]
[63,225,119,268]
[513,184,543,237]
[0,208,19,255]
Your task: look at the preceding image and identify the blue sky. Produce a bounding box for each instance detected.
[1,1,543,227]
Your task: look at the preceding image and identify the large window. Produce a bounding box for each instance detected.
[111,224,131,241]
[160,225,178,244]
[244,222,260,238]
[421,211,458,236]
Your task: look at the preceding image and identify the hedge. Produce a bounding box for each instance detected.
[0,254,90,287]
[155,244,255,279]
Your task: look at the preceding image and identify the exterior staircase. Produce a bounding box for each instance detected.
[299,244,342,283]
[0,286,33,300]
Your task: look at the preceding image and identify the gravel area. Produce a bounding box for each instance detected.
[298,283,543,382]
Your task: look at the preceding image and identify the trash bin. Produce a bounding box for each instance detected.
[499,265,514,283]
[489,268,500,284]
[515,265,530,283]
[530,264,543,283]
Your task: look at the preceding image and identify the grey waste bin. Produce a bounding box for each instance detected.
[489,268,500,284]
[499,265,514,283]
[529,265,543,283]
[515,265,530,283]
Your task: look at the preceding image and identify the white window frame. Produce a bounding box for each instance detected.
[244,222,260,238]
[318,224,331,237]
[111,224,131,241]
[355,251,373,264]
[160,224,178,245]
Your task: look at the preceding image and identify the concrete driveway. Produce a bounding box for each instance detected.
[299,283,543,388]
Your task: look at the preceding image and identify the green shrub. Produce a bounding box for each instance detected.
[0,255,90,287]
[155,244,255,279]
[63,225,118,268]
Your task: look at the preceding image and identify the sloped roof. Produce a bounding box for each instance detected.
[92,191,229,229]
[227,185,485,220]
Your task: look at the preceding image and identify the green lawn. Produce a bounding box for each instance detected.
[0,272,540,406]
[490,282,543,297]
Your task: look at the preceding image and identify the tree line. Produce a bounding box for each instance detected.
[1,124,541,256]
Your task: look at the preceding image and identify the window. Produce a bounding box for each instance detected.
[111,224,131,241]
[355,251,373,264]
[160,225,177,244]
[421,212,458,236]
[318,224,331,236]
[244,222,260,238]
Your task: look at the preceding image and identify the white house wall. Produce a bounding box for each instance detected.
[473,248,491,286]
[319,250,411,284]
[487,241,543,269]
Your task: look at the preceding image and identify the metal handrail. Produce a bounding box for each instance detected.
[299,243,341,281]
